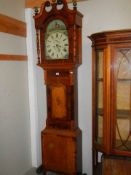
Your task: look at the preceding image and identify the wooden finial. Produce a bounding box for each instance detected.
[45,0,51,7]
[34,6,39,15]
[73,0,77,10]
[57,0,63,5]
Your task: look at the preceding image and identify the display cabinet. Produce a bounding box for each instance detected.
[90,30,131,170]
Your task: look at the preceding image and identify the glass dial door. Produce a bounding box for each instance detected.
[45,19,69,60]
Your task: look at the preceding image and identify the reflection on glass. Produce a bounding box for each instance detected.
[95,50,104,144]
[115,48,131,151]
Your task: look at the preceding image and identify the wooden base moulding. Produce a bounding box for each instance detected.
[41,128,82,174]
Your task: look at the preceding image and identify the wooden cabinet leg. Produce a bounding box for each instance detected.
[36,165,43,174]
[36,165,47,175]
[42,170,46,175]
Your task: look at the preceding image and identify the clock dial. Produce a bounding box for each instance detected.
[46,32,68,59]
[45,20,69,60]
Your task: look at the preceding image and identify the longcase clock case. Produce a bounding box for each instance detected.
[34,0,83,174]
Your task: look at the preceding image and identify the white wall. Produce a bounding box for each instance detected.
[0,0,31,175]
[26,0,131,175]
[0,33,26,55]
[0,62,30,175]
[0,0,25,21]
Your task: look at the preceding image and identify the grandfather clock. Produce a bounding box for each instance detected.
[34,0,83,174]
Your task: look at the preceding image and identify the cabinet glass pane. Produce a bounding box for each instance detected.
[115,48,131,151]
[95,50,104,144]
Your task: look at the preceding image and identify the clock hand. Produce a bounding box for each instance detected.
[56,44,61,52]
[55,39,59,43]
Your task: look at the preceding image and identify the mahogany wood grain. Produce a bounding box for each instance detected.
[51,85,67,119]
[0,54,27,61]
[102,156,131,175]
[41,128,82,174]
[0,14,26,37]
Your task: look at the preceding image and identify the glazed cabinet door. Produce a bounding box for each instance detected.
[111,44,131,156]
[93,49,105,150]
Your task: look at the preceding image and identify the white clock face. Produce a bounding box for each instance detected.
[45,31,68,59]
[45,19,69,60]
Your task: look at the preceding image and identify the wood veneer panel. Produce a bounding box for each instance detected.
[0,14,26,37]
[51,85,67,119]
[0,54,27,61]
[102,157,131,175]
[25,0,86,8]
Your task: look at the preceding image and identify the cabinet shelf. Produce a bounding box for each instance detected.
[97,78,131,82]
[97,108,131,119]
[118,79,131,82]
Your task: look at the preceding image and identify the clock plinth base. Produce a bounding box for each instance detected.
[41,128,82,174]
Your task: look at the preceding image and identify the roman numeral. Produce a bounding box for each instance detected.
[48,49,51,53]
[60,34,62,39]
